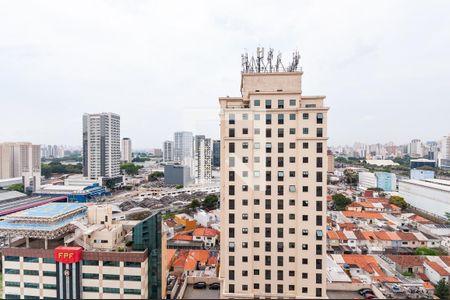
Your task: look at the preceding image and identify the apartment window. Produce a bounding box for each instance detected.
[302,215,308,221]
[302,229,309,236]
[265,199,271,209]
[265,213,271,224]
[316,201,323,211]
[289,228,295,234]
[317,142,323,153]
[229,114,235,125]
[254,156,260,163]
[242,171,248,177]
[302,272,308,279]
[266,114,272,124]
[242,213,248,220]
[242,199,248,206]
[289,142,295,149]
[289,171,295,177]
[316,288,322,297]
[302,244,308,250]
[43,258,55,264]
[303,142,309,149]
[289,113,296,120]
[303,157,309,163]
[317,128,323,137]
[229,171,235,181]
[229,142,235,153]
[254,213,260,220]
[265,256,271,266]
[265,99,272,109]
[229,242,235,252]
[229,128,235,137]
[278,157,284,167]
[265,270,271,280]
[266,157,271,167]
[288,242,295,249]
[277,199,284,209]
[254,269,260,276]
[254,99,260,107]
[229,185,235,195]
[265,143,272,153]
[289,99,296,106]
[229,228,235,238]
[302,287,308,294]
[265,185,271,195]
[24,270,39,276]
[316,171,323,182]
[277,284,284,294]
[243,113,248,120]
[317,113,323,124]
[316,216,323,227]
[83,260,99,266]
[254,128,260,134]
[316,230,324,241]
[254,255,260,261]
[254,227,260,233]
[229,284,235,293]
[254,199,260,205]
[254,142,260,149]
[242,228,248,234]
[289,128,296,134]
[242,156,248,163]
[24,283,39,289]
[266,128,272,137]
[242,128,249,135]
[316,244,323,255]
[278,128,284,137]
[316,186,323,197]
[44,284,57,290]
[229,157,235,167]
[303,113,309,120]
[254,283,260,289]
[288,185,296,192]
[277,270,284,280]
[302,171,309,178]
[265,284,271,293]
[302,258,308,264]
[317,157,323,167]
[277,256,284,267]
[242,242,248,248]
[277,214,284,224]
[289,256,295,263]
[302,200,309,207]
[24,257,39,263]
[278,185,284,195]
[277,228,284,238]
[289,199,295,206]
[278,114,284,124]
[229,213,235,224]
[254,241,260,248]
[242,284,248,291]
[104,261,120,267]
[278,143,284,153]
[303,128,309,134]
[83,287,99,292]
[302,186,308,192]
[103,274,120,280]
[289,285,295,291]
[265,242,271,251]
[278,99,284,108]
[242,142,249,149]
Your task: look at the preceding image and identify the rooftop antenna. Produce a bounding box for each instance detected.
[266,48,274,72]
[275,52,285,72]
[241,51,249,72]
[288,50,300,72]
[256,47,264,73]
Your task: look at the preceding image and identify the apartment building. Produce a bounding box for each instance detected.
[163,140,175,162]
[219,54,328,298]
[82,113,121,180]
[121,137,132,163]
[173,131,193,165]
[194,135,212,184]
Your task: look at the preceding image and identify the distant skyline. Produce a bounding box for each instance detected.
[1,1,449,148]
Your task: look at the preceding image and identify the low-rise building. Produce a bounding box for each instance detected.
[192,228,219,248]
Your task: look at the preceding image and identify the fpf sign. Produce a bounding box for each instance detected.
[54,246,83,264]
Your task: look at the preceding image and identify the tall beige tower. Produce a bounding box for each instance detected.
[219,50,328,299]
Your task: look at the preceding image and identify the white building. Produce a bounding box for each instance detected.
[82,113,121,180]
[163,140,174,162]
[399,179,450,218]
[358,172,377,189]
[409,139,424,158]
[194,136,212,184]
[410,169,435,180]
[440,134,450,170]
[174,131,193,165]
[194,209,220,228]
[121,137,132,163]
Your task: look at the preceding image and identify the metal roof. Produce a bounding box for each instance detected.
[8,203,86,219]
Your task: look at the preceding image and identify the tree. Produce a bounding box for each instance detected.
[175,184,183,189]
[446,212,450,222]
[120,163,141,176]
[332,193,352,211]
[8,183,24,193]
[105,179,116,190]
[202,194,219,210]
[152,171,164,178]
[435,279,449,300]
[190,199,201,210]
[343,169,358,186]
[389,196,408,209]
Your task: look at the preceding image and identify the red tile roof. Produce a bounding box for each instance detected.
[172,234,193,241]
[192,227,220,237]
[387,255,425,267]
[342,255,384,276]
[373,276,401,283]
[342,211,384,220]
[426,260,450,276]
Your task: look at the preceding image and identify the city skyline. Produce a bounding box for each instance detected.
[1,1,450,148]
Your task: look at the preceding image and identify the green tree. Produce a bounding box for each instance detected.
[8,183,24,193]
[332,193,352,211]
[343,169,358,186]
[389,195,408,209]
[105,179,116,190]
[175,184,183,189]
[435,279,449,300]
[190,199,201,210]
[446,212,450,222]
[202,194,219,210]
[120,163,141,176]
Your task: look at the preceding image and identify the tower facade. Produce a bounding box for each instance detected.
[121,137,132,163]
[163,140,175,162]
[83,113,121,179]
[219,54,328,298]
[194,135,212,184]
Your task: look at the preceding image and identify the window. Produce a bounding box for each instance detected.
[254,241,260,247]
[316,215,323,226]
[83,260,99,266]
[277,199,284,209]
[303,142,309,149]
[243,128,248,135]
[229,171,235,181]
[229,199,235,210]
[242,199,248,205]
[289,113,296,120]
[104,288,120,294]
[43,284,57,290]
[43,258,54,264]
[302,272,308,279]
[303,157,309,163]
[317,128,323,137]
[302,258,308,265]
[306,104,316,108]
[302,215,308,221]
[265,284,271,293]
[254,171,260,177]
[5,269,20,275]
[277,228,284,238]
[254,255,260,261]
[302,287,308,294]
[277,284,284,294]
[83,286,99,292]
[289,156,295,163]
[229,213,235,224]
[289,285,295,291]
[242,156,248,163]
[316,171,323,182]
[254,213,260,219]
[254,99,260,106]
[303,113,309,120]
[229,185,235,196]
[278,143,284,153]
[302,229,309,236]
[289,128,296,134]
[229,242,235,252]
[104,261,121,267]
[242,142,248,149]
[254,283,260,289]
[229,256,235,266]
[289,256,295,263]
[254,113,260,121]
[254,156,260,163]
[278,114,284,124]
[289,171,295,177]
[229,128,235,137]
[277,256,284,266]
[302,244,308,250]
[289,228,295,234]
[266,114,272,124]
[277,214,283,224]
[289,99,296,106]
[229,284,235,293]
[229,157,235,167]
[303,171,309,178]
[278,185,284,195]
[317,113,323,124]
[229,228,235,238]
[265,99,272,109]
[317,142,323,153]
[24,270,39,276]
[265,256,271,266]
[289,142,295,149]
[316,230,323,241]
[242,284,248,291]
[229,114,235,125]
[289,199,295,206]
[254,199,260,205]
[303,128,309,134]
[266,128,272,137]
[265,214,271,224]
[254,128,260,135]
[24,283,39,289]
[242,228,248,234]
[278,128,284,137]
[302,186,308,192]
[316,186,323,196]
[24,257,39,263]
[229,142,235,153]
[278,157,284,167]
[265,143,272,153]
[302,200,309,207]
[242,213,248,220]
[278,99,284,108]
[265,185,271,195]
[242,113,248,120]
[316,244,323,255]
[265,270,271,280]
[124,289,141,295]
[317,157,323,167]
[288,242,295,249]
[316,288,322,297]
[266,157,271,167]
[265,242,271,251]
[254,142,260,149]
[316,201,323,211]
[277,270,284,280]
[103,274,120,280]
[289,185,296,192]
[5,281,20,287]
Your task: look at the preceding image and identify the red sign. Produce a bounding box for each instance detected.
[54,246,83,264]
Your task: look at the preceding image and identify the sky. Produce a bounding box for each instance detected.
[1,0,449,149]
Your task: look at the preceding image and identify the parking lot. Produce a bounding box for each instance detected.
[183,284,220,299]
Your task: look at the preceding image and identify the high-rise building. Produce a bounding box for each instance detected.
[409,139,423,158]
[219,51,328,299]
[439,134,450,170]
[194,135,212,184]
[121,137,132,163]
[0,142,41,190]
[213,140,221,167]
[82,113,121,180]
[174,131,193,165]
[163,141,175,162]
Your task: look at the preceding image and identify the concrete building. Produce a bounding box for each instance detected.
[213,140,221,168]
[410,158,435,169]
[358,171,397,192]
[327,150,335,173]
[41,145,65,159]
[399,179,450,219]
[163,140,175,162]
[410,169,435,180]
[174,131,193,165]
[194,135,212,184]
[164,164,192,186]
[121,137,132,163]
[219,57,328,298]
[439,134,450,170]
[0,142,41,191]
[409,139,424,158]
[82,113,121,180]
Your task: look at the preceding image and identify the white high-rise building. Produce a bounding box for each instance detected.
[440,134,450,169]
[121,138,132,163]
[83,113,121,180]
[163,140,174,162]
[174,131,194,165]
[194,135,212,184]
[409,139,423,158]
[0,142,41,190]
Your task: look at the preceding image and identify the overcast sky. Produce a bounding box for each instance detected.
[1,1,449,149]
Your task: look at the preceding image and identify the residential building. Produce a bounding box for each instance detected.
[0,142,41,190]
[440,134,450,170]
[358,172,397,192]
[399,179,450,218]
[213,140,221,167]
[219,53,328,298]
[82,112,121,180]
[163,140,175,162]
[174,213,197,231]
[194,135,212,184]
[192,227,220,248]
[121,137,132,163]
[409,139,423,158]
[174,131,193,165]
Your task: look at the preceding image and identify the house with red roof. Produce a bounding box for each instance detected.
[192,227,219,248]
[424,258,450,284]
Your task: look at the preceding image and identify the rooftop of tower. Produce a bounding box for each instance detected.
[241,47,301,73]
